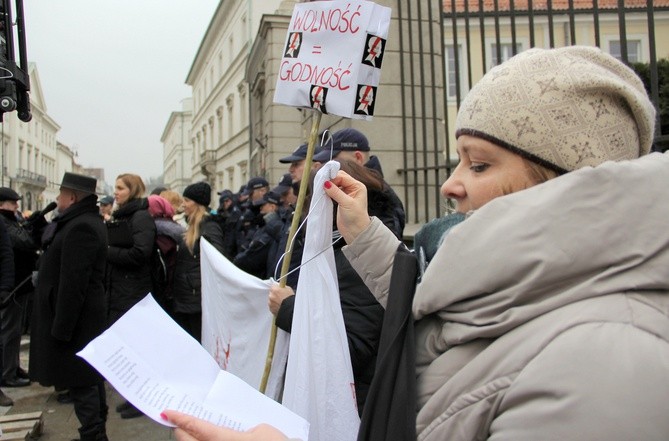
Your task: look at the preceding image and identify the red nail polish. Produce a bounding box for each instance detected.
[324,180,332,189]
[160,412,168,421]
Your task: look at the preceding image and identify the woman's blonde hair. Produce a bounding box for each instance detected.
[500,159,559,196]
[116,173,146,203]
[184,204,209,253]
[160,190,184,213]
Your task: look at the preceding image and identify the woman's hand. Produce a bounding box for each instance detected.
[323,170,371,244]
[268,284,295,316]
[161,410,288,441]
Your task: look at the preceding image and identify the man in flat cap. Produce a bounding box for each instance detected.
[29,172,109,441]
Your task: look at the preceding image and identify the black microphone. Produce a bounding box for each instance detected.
[39,201,58,217]
[25,201,57,224]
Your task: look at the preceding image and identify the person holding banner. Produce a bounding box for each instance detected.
[164,46,669,441]
[269,159,395,415]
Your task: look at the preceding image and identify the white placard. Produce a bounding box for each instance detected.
[274,1,392,120]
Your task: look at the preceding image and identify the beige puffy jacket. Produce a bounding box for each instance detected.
[344,152,669,440]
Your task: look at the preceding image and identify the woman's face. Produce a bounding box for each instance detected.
[114,179,131,206]
[441,135,538,213]
[182,197,197,217]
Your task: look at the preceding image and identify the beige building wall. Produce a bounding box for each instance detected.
[161,98,194,194]
[185,0,286,195]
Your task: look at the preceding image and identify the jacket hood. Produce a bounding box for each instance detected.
[413,152,669,346]
[155,218,185,242]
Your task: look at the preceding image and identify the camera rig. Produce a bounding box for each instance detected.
[0,0,30,122]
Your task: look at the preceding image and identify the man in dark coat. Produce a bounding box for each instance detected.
[0,219,15,406]
[0,186,39,388]
[29,172,109,441]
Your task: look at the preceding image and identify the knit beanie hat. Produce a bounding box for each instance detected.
[455,46,656,174]
[183,181,211,207]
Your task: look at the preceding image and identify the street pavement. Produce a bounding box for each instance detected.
[0,336,174,440]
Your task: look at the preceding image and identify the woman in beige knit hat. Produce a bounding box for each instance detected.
[163,46,669,441]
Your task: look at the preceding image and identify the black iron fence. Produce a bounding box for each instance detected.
[395,0,668,225]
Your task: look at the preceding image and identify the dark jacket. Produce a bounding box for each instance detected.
[213,205,242,260]
[363,156,406,240]
[0,220,14,294]
[233,210,285,279]
[0,208,39,296]
[29,195,108,388]
[106,198,156,324]
[357,245,417,441]
[172,216,225,314]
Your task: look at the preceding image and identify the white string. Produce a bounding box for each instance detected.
[320,130,334,161]
[271,161,341,283]
[272,191,342,283]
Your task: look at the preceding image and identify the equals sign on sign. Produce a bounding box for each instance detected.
[312,45,322,54]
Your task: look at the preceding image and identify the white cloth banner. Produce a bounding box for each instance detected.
[273,0,391,120]
[200,239,289,400]
[282,161,360,441]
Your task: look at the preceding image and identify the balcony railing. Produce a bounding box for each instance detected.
[15,168,47,187]
[199,150,216,176]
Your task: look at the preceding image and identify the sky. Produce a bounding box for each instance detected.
[22,1,220,183]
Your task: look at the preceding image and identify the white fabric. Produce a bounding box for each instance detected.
[200,239,289,400]
[282,161,360,441]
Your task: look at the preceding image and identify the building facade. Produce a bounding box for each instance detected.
[161,98,194,194]
[183,0,288,199]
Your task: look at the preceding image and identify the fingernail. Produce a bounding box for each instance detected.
[160,412,168,421]
[324,181,332,189]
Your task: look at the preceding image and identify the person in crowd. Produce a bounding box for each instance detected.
[268,159,397,415]
[271,173,297,210]
[150,186,168,196]
[0,219,15,406]
[234,191,284,279]
[172,182,226,342]
[106,173,156,420]
[214,189,242,260]
[98,195,114,221]
[235,177,269,253]
[159,190,188,228]
[29,172,109,441]
[146,194,185,316]
[164,46,669,440]
[0,187,38,388]
[279,143,308,184]
[234,184,249,209]
[313,128,405,239]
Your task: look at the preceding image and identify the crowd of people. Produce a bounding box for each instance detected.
[0,125,402,440]
[1,45,669,441]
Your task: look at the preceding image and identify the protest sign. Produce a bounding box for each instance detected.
[200,239,289,401]
[274,1,391,120]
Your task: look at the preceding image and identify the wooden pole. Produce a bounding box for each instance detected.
[259,110,323,394]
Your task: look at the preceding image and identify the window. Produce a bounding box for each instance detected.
[445,44,467,99]
[609,39,641,63]
[490,43,522,68]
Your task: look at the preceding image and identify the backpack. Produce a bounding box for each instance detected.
[150,233,178,313]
